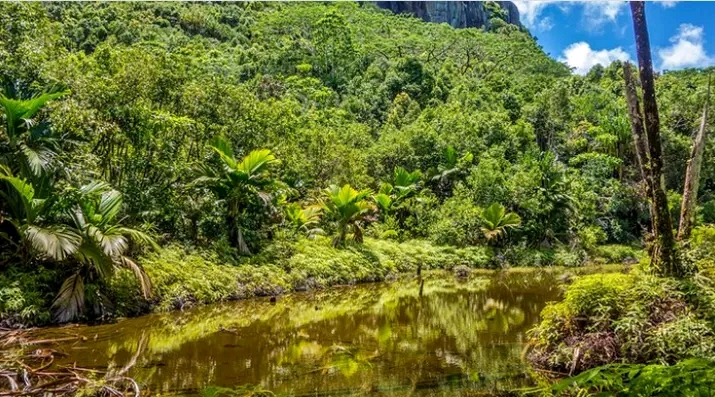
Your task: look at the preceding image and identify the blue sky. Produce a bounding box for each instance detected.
[513,1,715,74]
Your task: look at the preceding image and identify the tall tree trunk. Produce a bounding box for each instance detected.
[629,1,680,277]
[678,74,712,240]
[623,62,655,226]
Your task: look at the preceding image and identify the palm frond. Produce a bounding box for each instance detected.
[374,193,393,213]
[96,229,129,257]
[480,203,521,242]
[120,256,152,299]
[114,226,160,251]
[236,149,278,176]
[210,136,235,160]
[79,180,113,196]
[0,90,69,137]
[210,137,238,170]
[97,190,123,223]
[52,273,85,323]
[19,143,56,177]
[236,228,251,255]
[75,238,115,279]
[22,225,81,260]
[393,167,421,187]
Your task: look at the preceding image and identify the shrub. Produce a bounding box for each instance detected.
[592,244,644,264]
[0,266,61,327]
[109,238,495,314]
[428,193,483,247]
[529,272,715,373]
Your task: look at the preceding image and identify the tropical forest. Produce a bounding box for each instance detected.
[1,1,715,396]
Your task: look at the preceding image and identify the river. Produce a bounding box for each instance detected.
[27,269,613,396]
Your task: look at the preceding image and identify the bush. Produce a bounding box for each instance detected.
[687,225,715,272]
[0,266,61,327]
[528,272,715,373]
[591,244,644,264]
[428,193,483,247]
[109,238,496,315]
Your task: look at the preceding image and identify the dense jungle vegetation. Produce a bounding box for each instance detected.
[0,0,714,337]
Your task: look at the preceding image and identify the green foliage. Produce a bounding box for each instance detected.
[529,272,715,374]
[108,238,494,313]
[429,192,484,247]
[321,184,375,247]
[0,1,713,330]
[0,266,59,326]
[551,359,715,397]
[194,138,280,255]
[284,203,323,238]
[480,202,521,243]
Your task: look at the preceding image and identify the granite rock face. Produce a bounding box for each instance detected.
[375,1,521,29]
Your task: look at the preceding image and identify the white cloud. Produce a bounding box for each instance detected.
[513,1,560,29]
[661,1,677,8]
[559,42,631,75]
[582,1,627,31]
[658,24,713,70]
[514,1,626,32]
[535,16,554,32]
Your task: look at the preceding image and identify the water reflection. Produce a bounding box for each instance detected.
[31,271,564,396]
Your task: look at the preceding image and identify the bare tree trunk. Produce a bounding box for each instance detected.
[678,74,712,240]
[623,62,655,227]
[629,1,681,277]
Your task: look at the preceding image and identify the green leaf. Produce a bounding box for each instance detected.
[22,225,81,260]
[52,273,85,323]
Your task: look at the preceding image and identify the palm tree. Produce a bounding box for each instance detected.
[322,184,375,247]
[194,137,279,254]
[0,165,79,263]
[285,202,323,238]
[0,88,70,180]
[375,167,421,225]
[52,182,158,322]
[430,146,473,199]
[480,203,521,243]
[53,181,157,322]
[0,167,157,322]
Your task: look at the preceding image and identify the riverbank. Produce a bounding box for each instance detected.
[527,226,715,381]
[0,236,642,328]
[5,267,627,396]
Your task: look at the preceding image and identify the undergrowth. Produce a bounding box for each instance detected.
[0,236,643,326]
[531,358,715,396]
[528,227,715,378]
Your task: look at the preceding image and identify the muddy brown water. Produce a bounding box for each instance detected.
[26,269,616,396]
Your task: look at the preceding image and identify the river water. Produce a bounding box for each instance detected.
[29,270,587,396]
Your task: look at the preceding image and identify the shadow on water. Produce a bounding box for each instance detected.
[28,270,578,396]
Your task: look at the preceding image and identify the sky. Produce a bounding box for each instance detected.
[513,1,715,74]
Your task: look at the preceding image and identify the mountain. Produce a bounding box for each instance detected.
[375,1,520,29]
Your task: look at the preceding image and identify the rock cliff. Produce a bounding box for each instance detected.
[375,1,521,29]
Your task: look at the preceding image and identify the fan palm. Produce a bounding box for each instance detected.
[285,203,323,238]
[430,147,473,199]
[375,167,421,215]
[481,203,521,243]
[0,88,69,180]
[0,168,156,322]
[0,165,79,262]
[322,184,375,247]
[53,181,157,322]
[194,137,279,254]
